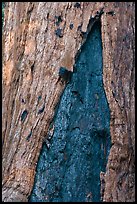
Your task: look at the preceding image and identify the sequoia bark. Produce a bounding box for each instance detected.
[2,2,135,202]
[101,2,135,202]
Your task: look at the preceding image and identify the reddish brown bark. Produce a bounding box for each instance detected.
[2,2,135,202]
[101,2,135,202]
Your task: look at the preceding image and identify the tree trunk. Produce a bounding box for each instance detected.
[101,2,135,202]
[2,2,135,202]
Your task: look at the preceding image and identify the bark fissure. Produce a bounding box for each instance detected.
[29,20,111,202]
[2,2,135,202]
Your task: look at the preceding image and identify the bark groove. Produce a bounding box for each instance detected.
[2,2,135,202]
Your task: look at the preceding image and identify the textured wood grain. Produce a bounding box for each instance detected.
[2,2,135,202]
[101,2,135,202]
[2,2,105,201]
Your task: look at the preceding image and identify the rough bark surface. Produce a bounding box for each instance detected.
[101,2,135,202]
[2,2,105,202]
[2,2,135,202]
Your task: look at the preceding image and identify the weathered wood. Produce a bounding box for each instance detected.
[2,2,135,202]
[2,2,105,202]
[101,2,135,202]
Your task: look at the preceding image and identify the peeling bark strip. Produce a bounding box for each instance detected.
[2,2,135,202]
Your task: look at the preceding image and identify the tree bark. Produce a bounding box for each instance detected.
[101,2,135,202]
[2,2,135,202]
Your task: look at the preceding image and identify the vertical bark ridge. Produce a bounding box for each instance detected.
[101,2,135,202]
[2,2,135,202]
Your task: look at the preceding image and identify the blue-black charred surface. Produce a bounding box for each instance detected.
[29,22,111,202]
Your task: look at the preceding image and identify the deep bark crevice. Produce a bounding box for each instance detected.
[29,21,111,202]
[2,2,135,202]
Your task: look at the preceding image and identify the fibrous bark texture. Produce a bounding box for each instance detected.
[2,2,135,202]
[101,2,135,202]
